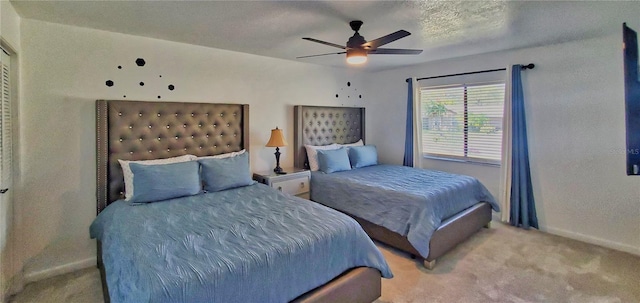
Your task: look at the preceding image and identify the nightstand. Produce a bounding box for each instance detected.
[253,168,310,199]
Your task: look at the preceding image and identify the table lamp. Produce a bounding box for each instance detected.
[266,127,288,174]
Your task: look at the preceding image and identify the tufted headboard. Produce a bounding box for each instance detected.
[293,105,365,169]
[96,100,249,214]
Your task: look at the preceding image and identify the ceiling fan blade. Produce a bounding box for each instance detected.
[362,30,411,49]
[302,38,347,49]
[296,52,346,59]
[369,48,423,55]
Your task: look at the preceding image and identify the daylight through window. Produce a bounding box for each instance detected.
[419,82,505,164]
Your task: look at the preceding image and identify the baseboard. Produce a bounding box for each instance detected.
[542,226,640,256]
[23,257,96,284]
[4,271,23,301]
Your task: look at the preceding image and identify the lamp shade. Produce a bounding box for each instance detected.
[265,127,288,147]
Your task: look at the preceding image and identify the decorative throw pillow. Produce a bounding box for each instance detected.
[119,154,196,201]
[128,161,201,204]
[348,145,378,168]
[317,148,352,173]
[198,151,255,192]
[304,143,340,171]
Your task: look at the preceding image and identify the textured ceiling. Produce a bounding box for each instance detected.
[9,0,638,71]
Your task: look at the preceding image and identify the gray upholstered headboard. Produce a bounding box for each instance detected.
[293,105,365,169]
[96,100,249,214]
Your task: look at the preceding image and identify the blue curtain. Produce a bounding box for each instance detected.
[403,78,414,166]
[510,65,538,229]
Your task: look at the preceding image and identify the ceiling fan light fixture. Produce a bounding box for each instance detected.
[346,49,368,65]
[299,21,422,64]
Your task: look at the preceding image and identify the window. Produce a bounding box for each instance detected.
[419,81,505,164]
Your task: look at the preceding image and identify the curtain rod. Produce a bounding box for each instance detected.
[406,63,535,82]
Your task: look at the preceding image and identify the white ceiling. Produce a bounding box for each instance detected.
[9,0,637,72]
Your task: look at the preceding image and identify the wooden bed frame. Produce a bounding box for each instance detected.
[95,100,381,303]
[293,105,492,269]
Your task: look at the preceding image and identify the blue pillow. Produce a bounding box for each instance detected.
[317,148,351,173]
[129,160,201,203]
[348,145,378,168]
[198,151,255,192]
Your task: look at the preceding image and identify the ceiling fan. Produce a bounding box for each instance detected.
[297,20,423,65]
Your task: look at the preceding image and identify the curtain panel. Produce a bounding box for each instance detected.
[505,65,538,229]
[403,78,422,168]
[403,78,414,167]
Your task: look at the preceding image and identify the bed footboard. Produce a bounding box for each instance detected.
[291,267,381,303]
[342,202,492,269]
[426,202,492,263]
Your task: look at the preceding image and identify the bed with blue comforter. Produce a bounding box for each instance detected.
[311,164,499,259]
[90,183,392,303]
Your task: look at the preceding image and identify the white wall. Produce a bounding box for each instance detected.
[366,28,640,255]
[0,0,22,299]
[16,18,367,282]
[1,1,21,49]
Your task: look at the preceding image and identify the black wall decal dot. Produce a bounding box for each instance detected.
[157,96,161,99]
[168,85,175,91]
[335,94,339,98]
[105,80,114,87]
[123,95,127,98]
[359,95,362,98]
[135,58,146,66]
[117,66,122,69]
[159,75,162,78]
[347,82,351,87]
[139,82,145,86]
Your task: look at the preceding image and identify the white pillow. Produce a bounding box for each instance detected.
[197,149,246,160]
[119,154,197,201]
[304,144,340,171]
[340,139,364,148]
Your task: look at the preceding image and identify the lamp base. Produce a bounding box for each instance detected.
[273,147,286,175]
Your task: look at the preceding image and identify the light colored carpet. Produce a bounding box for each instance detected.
[375,223,639,303]
[9,223,640,303]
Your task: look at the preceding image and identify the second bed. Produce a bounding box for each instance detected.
[294,105,500,269]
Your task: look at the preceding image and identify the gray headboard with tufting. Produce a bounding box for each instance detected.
[293,105,365,169]
[96,100,249,214]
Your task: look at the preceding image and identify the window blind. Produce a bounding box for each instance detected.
[420,82,505,164]
[1,49,12,189]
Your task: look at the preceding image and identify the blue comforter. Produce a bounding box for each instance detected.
[90,183,392,303]
[311,165,499,258]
